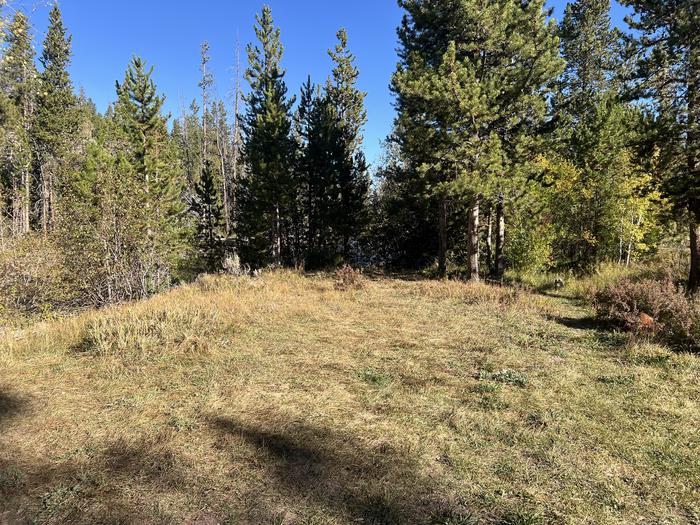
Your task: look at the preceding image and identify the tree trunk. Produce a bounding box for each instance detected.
[688,47,700,291]
[20,166,30,235]
[40,162,51,235]
[436,196,447,276]
[273,203,282,265]
[690,209,700,292]
[468,198,480,282]
[495,193,505,279]
[438,196,448,277]
[485,203,493,276]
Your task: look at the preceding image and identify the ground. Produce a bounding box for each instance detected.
[1,271,698,524]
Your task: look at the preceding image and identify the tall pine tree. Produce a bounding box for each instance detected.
[34,3,78,233]
[0,11,36,236]
[115,57,185,292]
[240,6,297,266]
[621,0,700,290]
[549,0,649,270]
[392,0,563,278]
[326,29,370,260]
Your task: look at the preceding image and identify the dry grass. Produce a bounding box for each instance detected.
[1,271,699,524]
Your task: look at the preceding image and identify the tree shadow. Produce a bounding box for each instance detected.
[0,432,199,525]
[554,316,606,331]
[0,390,23,426]
[209,415,517,525]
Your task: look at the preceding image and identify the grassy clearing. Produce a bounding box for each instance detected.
[1,271,699,524]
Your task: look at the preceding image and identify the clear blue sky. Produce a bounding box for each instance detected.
[14,0,630,166]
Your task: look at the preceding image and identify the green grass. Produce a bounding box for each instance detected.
[1,271,699,524]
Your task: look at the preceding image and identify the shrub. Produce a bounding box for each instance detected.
[0,235,74,315]
[334,265,364,291]
[595,276,700,352]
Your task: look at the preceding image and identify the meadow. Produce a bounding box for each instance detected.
[1,271,699,524]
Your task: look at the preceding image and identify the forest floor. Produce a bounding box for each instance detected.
[1,271,699,525]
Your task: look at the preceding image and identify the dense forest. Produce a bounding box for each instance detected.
[0,0,698,312]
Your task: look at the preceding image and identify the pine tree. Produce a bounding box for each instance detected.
[559,0,620,117]
[0,11,36,236]
[296,77,331,266]
[621,0,700,290]
[198,41,214,176]
[115,57,185,293]
[326,29,370,260]
[34,2,78,232]
[240,6,297,266]
[392,0,563,278]
[191,159,224,272]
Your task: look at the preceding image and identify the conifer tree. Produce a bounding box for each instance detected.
[547,0,647,270]
[198,41,214,175]
[296,77,331,266]
[392,0,563,278]
[34,3,77,232]
[326,29,369,259]
[240,6,297,266]
[191,159,224,272]
[621,0,700,290]
[0,11,36,235]
[115,57,185,293]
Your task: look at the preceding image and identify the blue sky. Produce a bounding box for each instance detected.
[14,0,630,166]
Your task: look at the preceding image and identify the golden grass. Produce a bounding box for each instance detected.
[1,271,699,524]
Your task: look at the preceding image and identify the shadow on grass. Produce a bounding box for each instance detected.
[209,416,543,525]
[554,316,606,331]
[0,390,23,426]
[1,396,547,524]
[0,435,198,525]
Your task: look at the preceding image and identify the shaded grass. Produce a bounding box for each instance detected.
[0,271,699,524]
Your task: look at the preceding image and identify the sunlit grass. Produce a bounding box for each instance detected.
[1,271,698,524]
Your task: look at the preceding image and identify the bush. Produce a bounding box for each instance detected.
[595,276,700,352]
[0,235,74,315]
[334,265,364,291]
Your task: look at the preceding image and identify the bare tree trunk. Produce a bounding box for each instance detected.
[485,202,493,276]
[495,193,505,279]
[40,162,51,235]
[690,209,700,292]
[468,197,480,282]
[618,235,624,265]
[20,165,30,234]
[688,48,700,291]
[274,203,282,264]
[438,196,448,277]
[230,43,242,247]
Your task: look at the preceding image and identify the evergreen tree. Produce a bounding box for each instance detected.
[191,159,224,272]
[296,77,332,266]
[115,57,185,293]
[0,11,36,236]
[240,6,297,266]
[326,29,370,260]
[34,3,78,232]
[621,0,700,290]
[392,0,563,278]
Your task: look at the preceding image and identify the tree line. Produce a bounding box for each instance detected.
[0,0,698,311]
